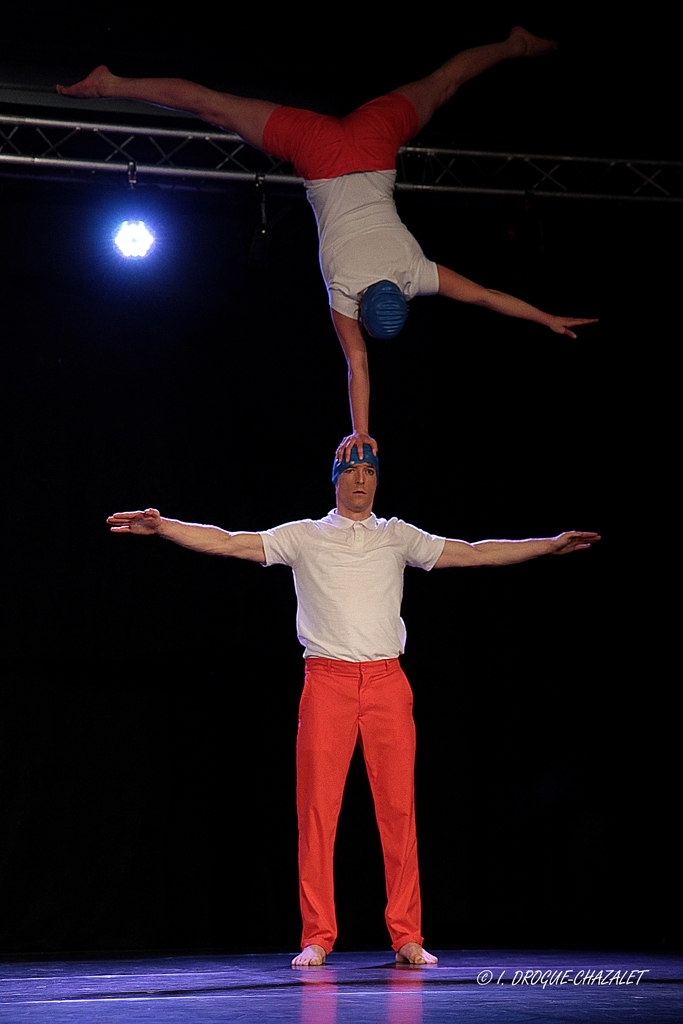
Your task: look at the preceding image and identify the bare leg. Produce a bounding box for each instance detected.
[396,26,557,131]
[56,67,278,150]
[396,942,438,965]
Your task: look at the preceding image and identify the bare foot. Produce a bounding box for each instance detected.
[56,65,118,99]
[509,26,558,59]
[292,944,326,967]
[396,942,438,965]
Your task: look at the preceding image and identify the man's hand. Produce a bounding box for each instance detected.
[550,531,601,554]
[107,509,162,535]
[545,316,599,339]
[336,431,378,463]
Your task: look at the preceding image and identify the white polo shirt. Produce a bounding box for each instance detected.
[305,170,441,320]
[260,510,445,662]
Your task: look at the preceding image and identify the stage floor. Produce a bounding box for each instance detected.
[1,950,681,1022]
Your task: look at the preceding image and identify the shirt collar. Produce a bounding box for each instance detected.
[326,509,378,531]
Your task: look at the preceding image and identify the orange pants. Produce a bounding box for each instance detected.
[296,657,423,953]
[262,93,419,180]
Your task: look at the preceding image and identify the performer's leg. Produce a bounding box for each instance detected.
[295,659,360,958]
[358,660,425,953]
[396,26,557,131]
[57,68,278,150]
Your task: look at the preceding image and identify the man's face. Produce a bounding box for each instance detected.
[335,462,377,517]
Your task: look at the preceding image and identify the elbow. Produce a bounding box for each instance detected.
[217,532,237,558]
[471,289,495,310]
[464,545,488,568]
[346,354,369,378]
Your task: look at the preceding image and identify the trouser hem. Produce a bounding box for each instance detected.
[391,934,425,952]
[301,938,334,955]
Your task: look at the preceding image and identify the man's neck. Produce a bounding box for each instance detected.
[335,506,374,522]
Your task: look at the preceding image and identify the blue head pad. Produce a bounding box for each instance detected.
[332,443,379,485]
[360,280,408,339]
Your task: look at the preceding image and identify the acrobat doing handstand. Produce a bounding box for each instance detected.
[59,28,597,458]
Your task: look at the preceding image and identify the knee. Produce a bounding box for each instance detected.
[433,68,461,104]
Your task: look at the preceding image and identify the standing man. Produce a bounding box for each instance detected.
[61,28,597,460]
[106,445,599,965]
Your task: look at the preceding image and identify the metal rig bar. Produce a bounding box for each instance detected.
[1,114,682,202]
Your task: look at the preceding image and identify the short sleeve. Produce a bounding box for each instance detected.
[395,520,446,570]
[406,255,440,300]
[259,520,310,567]
[330,289,361,320]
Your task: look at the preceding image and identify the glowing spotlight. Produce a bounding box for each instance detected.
[114,221,154,258]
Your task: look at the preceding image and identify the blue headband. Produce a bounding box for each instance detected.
[360,280,408,339]
[332,444,379,484]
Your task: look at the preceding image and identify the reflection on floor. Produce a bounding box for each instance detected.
[1,950,680,1022]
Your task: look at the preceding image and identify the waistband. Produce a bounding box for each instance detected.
[305,656,401,673]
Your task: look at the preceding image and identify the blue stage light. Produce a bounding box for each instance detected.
[114,221,154,258]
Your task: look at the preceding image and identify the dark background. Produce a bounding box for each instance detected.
[1,5,678,956]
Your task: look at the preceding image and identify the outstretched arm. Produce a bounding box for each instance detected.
[437,266,597,339]
[106,508,265,561]
[331,309,379,462]
[434,531,600,569]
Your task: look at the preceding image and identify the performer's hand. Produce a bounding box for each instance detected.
[546,316,598,339]
[550,531,601,554]
[106,508,162,535]
[336,431,378,463]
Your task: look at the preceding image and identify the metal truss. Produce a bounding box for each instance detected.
[395,146,683,203]
[1,113,681,202]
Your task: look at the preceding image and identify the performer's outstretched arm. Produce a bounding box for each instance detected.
[107,508,265,561]
[434,531,600,569]
[331,309,378,462]
[437,266,597,339]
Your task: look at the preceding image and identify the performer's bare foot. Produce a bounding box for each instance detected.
[56,66,118,99]
[292,944,327,967]
[396,942,438,965]
[508,26,558,59]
